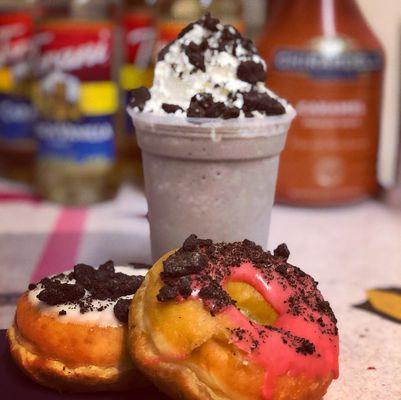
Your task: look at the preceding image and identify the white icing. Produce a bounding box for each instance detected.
[28,266,148,327]
[136,20,287,117]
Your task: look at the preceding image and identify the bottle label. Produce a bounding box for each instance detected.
[0,94,35,140]
[122,13,155,72]
[36,21,113,81]
[269,43,384,203]
[274,48,383,79]
[0,12,35,141]
[35,21,117,163]
[36,115,115,162]
[120,13,155,135]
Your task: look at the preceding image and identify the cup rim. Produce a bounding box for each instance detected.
[128,104,296,130]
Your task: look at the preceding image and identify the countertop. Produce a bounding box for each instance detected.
[1,180,400,399]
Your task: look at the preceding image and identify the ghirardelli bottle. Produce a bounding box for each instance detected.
[0,0,36,183]
[34,0,120,204]
[258,0,384,206]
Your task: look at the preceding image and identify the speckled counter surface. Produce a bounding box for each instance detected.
[0,181,400,399]
[269,203,401,400]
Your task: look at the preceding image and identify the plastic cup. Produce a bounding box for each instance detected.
[128,107,296,260]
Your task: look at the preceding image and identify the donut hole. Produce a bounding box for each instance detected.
[226,281,278,325]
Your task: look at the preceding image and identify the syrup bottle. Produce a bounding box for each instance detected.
[34,0,120,204]
[118,0,156,183]
[0,0,36,183]
[259,0,384,206]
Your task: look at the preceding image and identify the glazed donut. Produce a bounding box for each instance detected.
[8,261,150,392]
[129,235,339,400]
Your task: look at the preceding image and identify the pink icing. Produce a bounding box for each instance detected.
[220,262,339,399]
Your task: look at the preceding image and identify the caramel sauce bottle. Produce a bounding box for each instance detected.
[258,0,384,206]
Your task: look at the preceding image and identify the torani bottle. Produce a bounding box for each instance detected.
[34,0,120,204]
[0,0,36,183]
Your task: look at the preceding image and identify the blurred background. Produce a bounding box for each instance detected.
[0,0,400,204]
[0,2,400,396]
[0,3,400,238]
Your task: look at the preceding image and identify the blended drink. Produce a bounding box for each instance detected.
[128,14,295,260]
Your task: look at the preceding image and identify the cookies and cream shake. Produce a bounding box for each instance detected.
[128,13,295,260]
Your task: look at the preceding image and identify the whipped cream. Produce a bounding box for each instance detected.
[129,13,287,119]
[28,266,148,327]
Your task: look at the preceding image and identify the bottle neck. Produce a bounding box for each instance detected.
[268,0,364,38]
[70,0,116,20]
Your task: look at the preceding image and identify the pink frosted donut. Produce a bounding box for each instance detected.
[129,235,339,400]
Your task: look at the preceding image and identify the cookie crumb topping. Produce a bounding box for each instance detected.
[29,261,145,324]
[157,235,338,357]
[130,13,286,118]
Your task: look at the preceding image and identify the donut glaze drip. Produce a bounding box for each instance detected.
[157,235,339,399]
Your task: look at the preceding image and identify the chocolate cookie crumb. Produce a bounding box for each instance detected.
[162,103,184,114]
[157,285,179,302]
[198,280,234,315]
[99,260,115,274]
[241,38,258,54]
[182,234,213,252]
[220,25,241,44]
[200,12,220,32]
[177,22,195,39]
[296,338,316,355]
[129,87,151,111]
[59,310,67,316]
[91,273,144,301]
[72,263,96,289]
[162,251,209,278]
[184,41,207,72]
[242,90,286,116]
[187,93,226,118]
[28,283,36,291]
[37,282,85,306]
[177,277,193,298]
[114,298,131,324]
[222,106,240,119]
[182,234,200,252]
[237,61,266,84]
[274,243,290,260]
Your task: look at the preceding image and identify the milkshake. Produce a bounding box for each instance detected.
[128,13,295,260]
